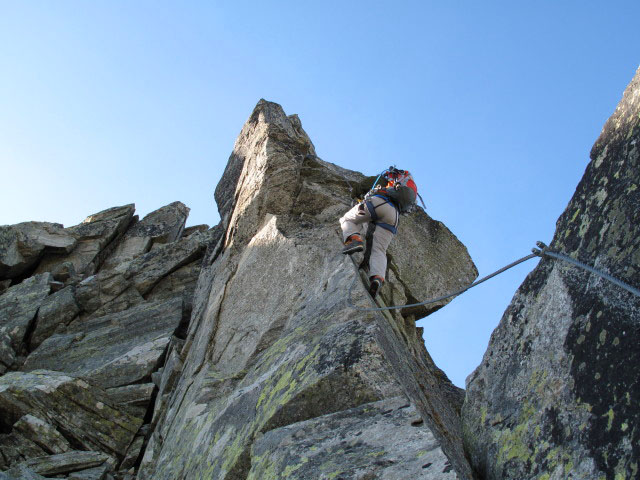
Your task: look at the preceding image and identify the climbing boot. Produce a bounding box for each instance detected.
[369,275,384,299]
[342,234,364,255]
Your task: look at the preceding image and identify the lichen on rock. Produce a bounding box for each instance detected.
[462,67,640,480]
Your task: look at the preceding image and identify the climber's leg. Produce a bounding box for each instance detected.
[340,202,371,246]
[368,225,394,280]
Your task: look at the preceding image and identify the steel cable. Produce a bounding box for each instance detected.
[346,242,639,312]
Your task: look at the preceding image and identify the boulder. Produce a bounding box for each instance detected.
[388,209,479,318]
[462,68,640,478]
[0,371,142,458]
[0,222,76,280]
[75,270,134,315]
[23,298,183,389]
[0,273,52,369]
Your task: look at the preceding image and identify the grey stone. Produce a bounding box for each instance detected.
[126,201,189,244]
[124,232,207,295]
[75,271,131,315]
[462,68,640,479]
[0,222,76,280]
[214,100,316,229]
[30,285,80,349]
[120,435,145,471]
[49,260,77,283]
[387,209,478,319]
[105,383,156,418]
[149,340,183,427]
[1,464,47,480]
[248,397,457,480]
[0,279,11,295]
[182,224,209,237]
[35,204,135,277]
[101,202,190,270]
[0,431,46,468]
[13,451,111,476]
[66,464,110,480]
[145,259,200,313]
[13,414,72,454]
[83,286,145,320]
[0,332,16,373]
[23,298,183,389]
[0,273,51,368]
[0,370,142,458]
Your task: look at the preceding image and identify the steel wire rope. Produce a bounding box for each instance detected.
[345,242,639,312]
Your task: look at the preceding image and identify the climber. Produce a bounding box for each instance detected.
[339,166,418,299]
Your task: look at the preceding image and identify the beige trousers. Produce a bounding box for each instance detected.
[339,196,398,281]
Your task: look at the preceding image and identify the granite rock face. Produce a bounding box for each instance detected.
[0,198,217,476]
[463,68,640,479]
[138,100,477,480]
[0,222,76,280]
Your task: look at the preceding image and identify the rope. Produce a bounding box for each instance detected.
[347,253,539,312]
[346,241,640,312]
[537,246,640,297]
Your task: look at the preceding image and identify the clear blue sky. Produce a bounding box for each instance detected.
[1,2,638,387]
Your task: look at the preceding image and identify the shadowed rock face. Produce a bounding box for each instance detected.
[463,68,640,479]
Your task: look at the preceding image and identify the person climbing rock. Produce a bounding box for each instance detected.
[340,167,418,299]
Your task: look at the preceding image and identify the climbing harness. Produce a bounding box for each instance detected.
[346,241,640,312]
[365,195,399,234]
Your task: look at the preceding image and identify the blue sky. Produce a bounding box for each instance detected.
[1,1,638,387]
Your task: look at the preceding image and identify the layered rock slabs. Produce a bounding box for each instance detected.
[0,201,216,477]
[463,69,640,478]
[139,100,477,479]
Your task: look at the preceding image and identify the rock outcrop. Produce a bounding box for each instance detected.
[137,100,478,480]
[0,199,216,478]
[0,99,479,478]
[463,68,640,478]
